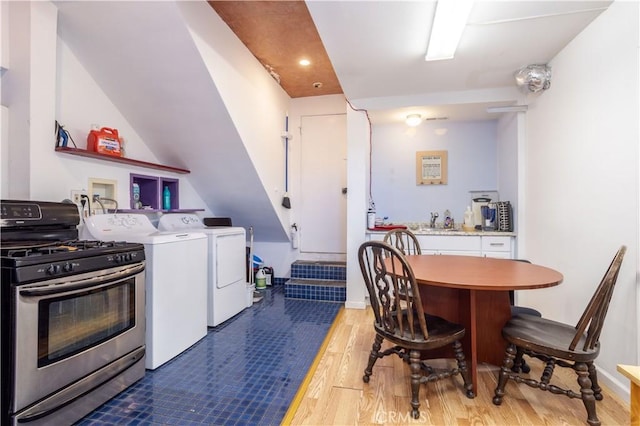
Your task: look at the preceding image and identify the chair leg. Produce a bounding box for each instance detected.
[493,344,516,405]
[452,340,475,398]
[587,362,603,401]
[363,334,384,383]
[409,349,422,420]
[511,348,531,373]
[576,362,601,426]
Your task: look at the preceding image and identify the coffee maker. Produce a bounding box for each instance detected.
[480,204,497,230]
[470,191,497,228]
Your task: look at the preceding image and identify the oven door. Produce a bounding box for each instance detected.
[12,262,145,414]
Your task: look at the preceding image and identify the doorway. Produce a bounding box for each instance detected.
[299,114,347,255]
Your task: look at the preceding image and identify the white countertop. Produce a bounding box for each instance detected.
[366,228,516,237]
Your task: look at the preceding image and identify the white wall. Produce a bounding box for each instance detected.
[0,1,8,71]
[522,1,639,398]
[3,2,208,213]
[1,105,7,198]
[496,113,519,211]
[3,2,33,199]
[496,112,521,242]
[54,39,207,215]
[178,0,291,239]
[371,120,498,225]
[345,105,370,308]
[0,2,8,198]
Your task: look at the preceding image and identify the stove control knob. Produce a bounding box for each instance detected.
[114,254,131,263]
[47,264,61,275]
[63,263,74,272]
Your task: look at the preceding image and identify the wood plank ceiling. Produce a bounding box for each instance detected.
[208,1,343,98]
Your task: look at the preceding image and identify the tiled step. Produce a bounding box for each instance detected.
[290,260,346,281]
[285,260,346,302]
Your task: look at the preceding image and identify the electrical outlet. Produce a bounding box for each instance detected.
[70,190,87,205]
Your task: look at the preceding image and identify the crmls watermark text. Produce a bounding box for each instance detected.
[374,411,428,423]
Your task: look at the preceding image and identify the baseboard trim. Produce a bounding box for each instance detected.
[597,362,631,403]
[344,300,366,309]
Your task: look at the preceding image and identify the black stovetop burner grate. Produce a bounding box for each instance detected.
[1,239,144,267]
[2,239,133,254]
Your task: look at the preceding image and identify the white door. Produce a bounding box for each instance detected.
[300,114,347,254]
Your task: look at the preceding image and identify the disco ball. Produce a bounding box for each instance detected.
[515,64,552,93]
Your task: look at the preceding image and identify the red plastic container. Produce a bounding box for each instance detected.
[87,127,122,156]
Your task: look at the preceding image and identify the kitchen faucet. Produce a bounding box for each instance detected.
[430,212,439,228]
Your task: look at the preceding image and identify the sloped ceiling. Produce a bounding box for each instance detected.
[55,1,287,241]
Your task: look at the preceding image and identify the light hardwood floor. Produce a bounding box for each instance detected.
[284,308,631,425]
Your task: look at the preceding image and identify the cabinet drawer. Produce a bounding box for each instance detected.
[481,236,512,252]
[418,235,481,251]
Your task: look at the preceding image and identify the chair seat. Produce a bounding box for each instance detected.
[376,313,466,351]
[510,305,542,317]
[503,314,599,362]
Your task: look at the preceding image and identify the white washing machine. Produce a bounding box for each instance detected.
[157,214,247,327]
[81,213,208,370]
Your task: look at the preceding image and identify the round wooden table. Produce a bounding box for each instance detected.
[404,255,563,394]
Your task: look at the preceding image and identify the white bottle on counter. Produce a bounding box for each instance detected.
[367,208,376,229]
[464,206,474,228]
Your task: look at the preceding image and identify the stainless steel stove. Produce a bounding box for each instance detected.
[1,200,146,425]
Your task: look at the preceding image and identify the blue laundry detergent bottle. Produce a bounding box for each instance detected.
[163,186,171,210]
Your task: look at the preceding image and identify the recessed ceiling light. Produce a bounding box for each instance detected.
[299,59,311,66]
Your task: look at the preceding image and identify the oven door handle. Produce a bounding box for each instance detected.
[19,263,145,297]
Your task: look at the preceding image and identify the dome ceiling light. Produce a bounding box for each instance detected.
[405,114,423,127]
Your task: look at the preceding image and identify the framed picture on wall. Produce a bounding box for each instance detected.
[416,150,448,185]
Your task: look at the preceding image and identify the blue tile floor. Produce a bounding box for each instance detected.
[76,285,342,425]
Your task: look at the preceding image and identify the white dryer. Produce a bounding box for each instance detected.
[157,214,247,327]
[81,213,208,370]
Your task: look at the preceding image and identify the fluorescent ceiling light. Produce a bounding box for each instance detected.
[425,0,474,61]
[486,105,528,113]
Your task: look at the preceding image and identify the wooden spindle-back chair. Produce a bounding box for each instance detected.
[358,241,474,419]
[493,246,627,426]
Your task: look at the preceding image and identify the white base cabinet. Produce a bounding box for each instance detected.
[419,235,481,256]
[367,232,515,259]
[481,236,513,258]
